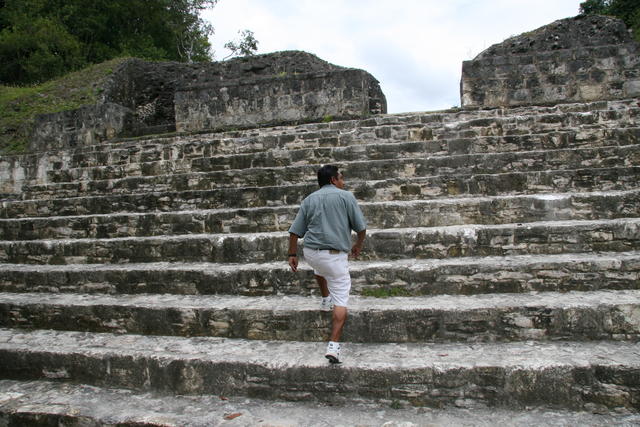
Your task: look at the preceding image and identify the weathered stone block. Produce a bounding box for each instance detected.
[623,79,640,97]
[461,15,640,108]
[26,51,386,153]
[30,103,134,152]
[174,69,385,132]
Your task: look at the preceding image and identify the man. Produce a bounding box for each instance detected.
[287,165,367,364]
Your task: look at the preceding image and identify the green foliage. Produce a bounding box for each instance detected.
[0,15,85,84]
[0,57,129,153]
[580,0,609,14]
[0,0,217,85]
[389,400,403,410]
[580,0,640,41]
[223,29,259,59]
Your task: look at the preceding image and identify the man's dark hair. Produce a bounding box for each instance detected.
[317,165,340,187]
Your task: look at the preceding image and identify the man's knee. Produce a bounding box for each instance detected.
[332,306,348,322]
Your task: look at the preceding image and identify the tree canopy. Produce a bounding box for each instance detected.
[0,0,218,85]
[580,0,640,41]
[224,29,259,60]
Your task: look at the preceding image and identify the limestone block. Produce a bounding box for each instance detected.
[623,79,640,97]
[0,159,21,194]
[578,85,605,101]
[174,68,386,133]
[461,15,640,108]
[30,103,135,152]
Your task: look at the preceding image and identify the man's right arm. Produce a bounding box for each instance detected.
[346,193,367,233]
[351,229,366,258]
[344,192,367,257]
[288,200,309,273]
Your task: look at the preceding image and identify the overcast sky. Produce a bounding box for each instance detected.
[202,1,584,114]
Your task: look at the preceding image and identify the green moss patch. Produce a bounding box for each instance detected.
[0,57,129,154]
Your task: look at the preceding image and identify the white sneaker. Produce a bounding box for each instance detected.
[325,341,341,364]
[320,296,333,311]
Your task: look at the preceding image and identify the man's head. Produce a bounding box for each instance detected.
[317,165,345,189]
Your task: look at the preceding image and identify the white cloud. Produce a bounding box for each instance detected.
[202,0,584,113]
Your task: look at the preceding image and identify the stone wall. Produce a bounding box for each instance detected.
[461,15,640,108]
[101,60,186,136]
[29,103,134,152]
[28,51,386,152]
[175,69,386,132]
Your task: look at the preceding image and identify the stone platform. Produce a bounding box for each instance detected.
[0,97,639,423]
[2,380,639,426]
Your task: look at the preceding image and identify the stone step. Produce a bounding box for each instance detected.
[19,144,640,200]
[0,218,638,264]
[50,126,640,173]
[1,252,638,297]
[2,182,315,219]
[41,127,640,184]
[432,108,640,140]
[60,99,640,156]
[0,328,638,410]
[3,380,639,426]
[1,290,639,342]
[6,166,640,218]
[3,100,637,195]
[4,166,639,219]
[8,98,637,167]
[362,166,640,201]
[2,190,639,240]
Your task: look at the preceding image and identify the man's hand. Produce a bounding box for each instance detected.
[288,255,298,272]
[350,243,363,258]
[351,230,366,258]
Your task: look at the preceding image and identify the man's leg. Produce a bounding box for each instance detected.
[303,248,349,363]
[324,254,350,363]
[315,275,329,297]
[330,306,347,342]
[325,305,347,363]
[315,275,333,311]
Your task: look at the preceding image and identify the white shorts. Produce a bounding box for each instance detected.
[303,247,351,307]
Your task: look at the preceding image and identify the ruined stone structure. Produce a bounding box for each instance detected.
[0,15,639,425]
[30,51,386,152]
[461,15,640,108]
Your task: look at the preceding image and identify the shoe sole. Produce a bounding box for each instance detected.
[325,354,341,364]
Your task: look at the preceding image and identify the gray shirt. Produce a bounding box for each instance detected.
[288,184,367,252]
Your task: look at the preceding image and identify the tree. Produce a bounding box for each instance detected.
[0,9,85,84]
[580,0,608,15]
[0,0,218,84]
[223,29,259,60]
[580,0,640,41]
[167,0,218,63]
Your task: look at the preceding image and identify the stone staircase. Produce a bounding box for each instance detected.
[0,99,639,424]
